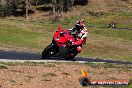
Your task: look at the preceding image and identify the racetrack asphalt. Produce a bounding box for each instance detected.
[0,50,132,64]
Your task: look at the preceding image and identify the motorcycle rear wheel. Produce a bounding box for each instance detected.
[59,46,78,59]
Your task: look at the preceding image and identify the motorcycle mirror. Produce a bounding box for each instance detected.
[57,25,61,32]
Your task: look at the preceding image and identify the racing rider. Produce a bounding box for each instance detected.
[69,19,88,52]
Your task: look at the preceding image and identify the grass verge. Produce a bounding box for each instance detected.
[0,12,132,62]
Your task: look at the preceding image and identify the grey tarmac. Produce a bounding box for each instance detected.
[0,50,132,64]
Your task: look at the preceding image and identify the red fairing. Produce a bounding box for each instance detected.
[73,39,83,45]
[53,26,76,46]
[57,25,61,32]
[73,38,86,46]
[42,25,87,59]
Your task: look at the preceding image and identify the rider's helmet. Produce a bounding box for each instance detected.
[75,19,85,33]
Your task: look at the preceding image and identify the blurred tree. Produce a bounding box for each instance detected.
[0,0,25,16]
[0,0,16,16]
[0,0,89,17]
[25,0,29,19]
[63,0,74,12]
[74,0,88,6]
[51,0,74,14]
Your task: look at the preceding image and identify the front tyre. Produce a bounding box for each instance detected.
[42,44,57,59]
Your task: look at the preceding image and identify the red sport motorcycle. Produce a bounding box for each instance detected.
[42,25,86,59]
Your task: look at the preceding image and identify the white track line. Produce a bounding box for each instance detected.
[0,59,106,63]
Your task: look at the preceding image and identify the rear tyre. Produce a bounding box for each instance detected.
[59,46,78,60]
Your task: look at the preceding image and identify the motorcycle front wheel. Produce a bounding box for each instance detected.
[42,44,58,59]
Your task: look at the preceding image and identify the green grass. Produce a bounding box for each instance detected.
[75,11,132,29]
[89,28,132,40]
[0,12,132,62]
[0,27,52,49]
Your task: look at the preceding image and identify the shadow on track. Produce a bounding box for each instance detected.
[0,50,132,64]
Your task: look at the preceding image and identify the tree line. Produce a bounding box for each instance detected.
[0,0,88,17]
